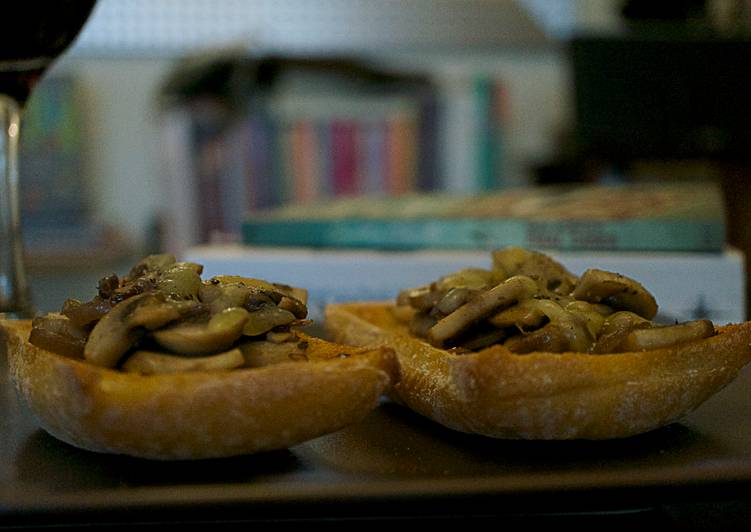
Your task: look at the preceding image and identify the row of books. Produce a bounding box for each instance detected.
[158,56,509,252]
[201,94,435,216]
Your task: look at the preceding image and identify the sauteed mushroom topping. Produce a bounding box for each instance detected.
[29,255,310,373]
[152,307,250,355]
[29,313,88,359]
[572,269,658,320]
[395,247,716,354]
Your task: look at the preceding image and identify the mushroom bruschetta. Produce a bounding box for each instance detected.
[3,254,397,460]
[326,247,751,439]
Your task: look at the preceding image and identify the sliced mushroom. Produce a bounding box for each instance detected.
[572,269,658,320]
[488,299,548,330]
[109,275,159,305]
[427,275,539,347]
[122,348,244,374]
[397,284,444,311]
[565,300,612,316]
[29,313,89,359]
[436,268,497,291]
[265,330,294,343]
[563,300,612,338]
[491,247,578,294]
[621,319,715,352]
[208,275,308,309]
[456,327,508,351]
[277,295,308,319]
[62,296,112,327]
[242,306,296,337]
[504,322,570,354]
[174,261,203,274]
[125,253,177,281]
[245,287,283,308]
[272,283,308,306]
[210,274,277,292]
[84,293,183,367]
[97,274,120,299]
[435,287,478,316]
[591,311,652,354]
[408,311,438,338]
[511,298,594,352]
[489,297,595,353]
[199,282,253,313]
[156,262,203,300]
[152,307,249,355]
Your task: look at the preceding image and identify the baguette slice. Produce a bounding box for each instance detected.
[3,319,398,460]
[325,301,751,440]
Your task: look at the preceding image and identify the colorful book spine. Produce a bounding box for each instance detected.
[475,76,497,191]
[218,121,250,235]
[315,118,334,199]
[360,119,387,196]
[474,76,510,191]
[331,119,359,196]
[415,89,439,191]
[385,111,417,195]
[247,113,276,209]
[195,136,223,241]
[289,119,319,203]
[439,74,476,193]
[277,122,295,205]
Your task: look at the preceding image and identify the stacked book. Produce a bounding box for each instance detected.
[241,181,726,253]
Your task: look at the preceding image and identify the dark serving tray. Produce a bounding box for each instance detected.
[2,340,751,528]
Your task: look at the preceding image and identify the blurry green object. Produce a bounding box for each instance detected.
[20,75,88,230]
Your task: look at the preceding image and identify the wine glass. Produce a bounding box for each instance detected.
[0,0,97,318]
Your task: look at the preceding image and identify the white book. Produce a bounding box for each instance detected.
[159,109,200,255]
[184,245,746,326]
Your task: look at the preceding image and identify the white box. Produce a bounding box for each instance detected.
[184,245,746,325]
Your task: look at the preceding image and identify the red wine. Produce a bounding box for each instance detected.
[0,1,97,104]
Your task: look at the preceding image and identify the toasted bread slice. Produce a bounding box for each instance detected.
[325,301,751,440]
[3,319,398,460]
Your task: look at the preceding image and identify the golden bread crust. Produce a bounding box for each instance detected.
[325,302,751,439]
[3,319,397,460]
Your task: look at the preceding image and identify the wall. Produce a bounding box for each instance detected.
[46,56,178,253]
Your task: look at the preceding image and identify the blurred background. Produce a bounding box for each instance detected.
[20,0,751,316]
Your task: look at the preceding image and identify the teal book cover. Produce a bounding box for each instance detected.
[242,182,726,252]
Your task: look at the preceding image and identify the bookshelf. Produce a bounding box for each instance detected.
[159,55,510,254]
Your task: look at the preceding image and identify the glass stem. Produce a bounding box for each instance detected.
[0,95,32,318]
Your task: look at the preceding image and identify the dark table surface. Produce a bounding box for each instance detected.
[2,335,751,529]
